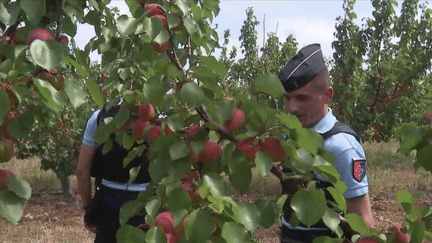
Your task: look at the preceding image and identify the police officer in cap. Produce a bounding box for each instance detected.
[278,44,375,242]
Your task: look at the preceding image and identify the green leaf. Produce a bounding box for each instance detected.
[255,151,273,177]
[253,73,286,98]
[180,82,205,108]
[117,15,139,38]
[33,79,65,112]
[7,111,34,140]
[7,176,31,199]
[0,2,20,25]
[234,202,260,232]
[227,153,252,194]
[183,15,198,34]
[345,213,368,234]
[20,0,45,25]
[119,200,145,226]
[327,187,346,212]
[0,90,10,122]
[113,108,130,128]
[165,187,192,212]
[221,221,252,243]
[294,128,323,155]
[165,114,185,132]
[185,209,216,243]
[86,78,104,108]
[67,58,87,77]
[291,188,326,227]
[116,224,147,243]
[409,220,425,243]
[293,148,315,173]
[30,40,64,71]
[146,226,166,243]
[203,172,228,197]
[0,190,24,225]
[396,189,416,205]
[322,208,342,236]
[201,56,227,76]
[64,77,87,108]
[400,127,426,152]
[254,199,278,228]
[145,198,161,219]
[277,113,302,130]
[169,141,189,160]
[416,145,432,172]
[143,76,170,106]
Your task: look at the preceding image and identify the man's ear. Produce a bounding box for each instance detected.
[325,87,333,103]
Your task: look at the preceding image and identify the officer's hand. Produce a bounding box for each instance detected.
[84,220,97,234]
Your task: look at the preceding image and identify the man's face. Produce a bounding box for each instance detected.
[283,80,331,128]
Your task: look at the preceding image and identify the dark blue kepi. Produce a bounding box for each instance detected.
[278,43,326,92]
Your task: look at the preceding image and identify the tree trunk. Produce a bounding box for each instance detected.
[58,174,73,198]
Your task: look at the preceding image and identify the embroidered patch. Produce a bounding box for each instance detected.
[353,159,366,182]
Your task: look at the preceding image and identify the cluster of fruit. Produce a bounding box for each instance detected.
[0,27,70,163]
[0,27,68,91]
[140,2,185,52]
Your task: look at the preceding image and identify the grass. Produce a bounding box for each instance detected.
[364,139,432,197]
[1,139,432,242]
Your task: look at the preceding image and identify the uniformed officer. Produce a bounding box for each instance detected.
[278,44,375,242]
[76,98,151,243]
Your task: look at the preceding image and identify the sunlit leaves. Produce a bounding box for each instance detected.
[20,0,45,25]
[29,40,64,71]
[291,188,326,227]
[0,2,20,25]
[253,73,286,98]
[185,209,216,243]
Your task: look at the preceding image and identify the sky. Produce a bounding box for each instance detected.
[75,1,384,62]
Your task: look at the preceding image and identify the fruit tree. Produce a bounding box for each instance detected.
[1,0,432,242]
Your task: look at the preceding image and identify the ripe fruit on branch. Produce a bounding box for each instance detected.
[143,3,165,17]
[165,233,176,243]
[11,26,26,45]
[425,112,432,124]
[175,216,188,240]
[155,211,175,235]
[132,119,150,141]
[26,28,55,46]
[0,169,14,190]
[170,12,185,31]
[0,137,14,163]
[152,40,170,53]
[356,237,379,243]
[58,35,69,45]
[181,179,200,203]
[391,225,410,243]
[224,108,245,132]
[185,124,201,139]
[138,103,156,121]
[236,137,260,162]
[260,136,287,162]
[163,125,174,135]
[146,125,161,143]
[150,14,168,29]
[199,141,222,164]
[37,69,65,91]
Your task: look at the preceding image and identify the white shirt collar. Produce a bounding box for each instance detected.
[312,107,337,134]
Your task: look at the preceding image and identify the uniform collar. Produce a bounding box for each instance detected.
[312,107,337,134]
